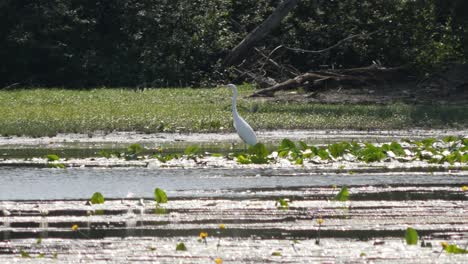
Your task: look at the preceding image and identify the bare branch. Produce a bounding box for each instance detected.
[271,30,380,57]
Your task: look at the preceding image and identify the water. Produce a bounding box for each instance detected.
[0,167,467,263]
[0,167,467,200]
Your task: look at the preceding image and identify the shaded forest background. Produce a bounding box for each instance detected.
[1,0,467,88]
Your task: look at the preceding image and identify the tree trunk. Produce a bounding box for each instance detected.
[223,0,299,67]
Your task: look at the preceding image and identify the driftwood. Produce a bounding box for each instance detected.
[250,65,409,97]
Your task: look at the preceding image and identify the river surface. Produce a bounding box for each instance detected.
[0,167,467,200]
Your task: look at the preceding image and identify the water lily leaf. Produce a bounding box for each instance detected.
[127,144,143,155]
[46,154,60,161]
[405,227,418,245]
[176,242,187,251]
[236,154,252,164]
[318,148,329,160]
[334,186,349,201]
[90,192,105,204]
[248,143,269,158]
[359,144,385,162]
[421,138,436,147]
[279,139,297,152]
[390,142,405,156]
[48,163,66,169]
[184,145,200,156]
[20,249,30,258]
[154,188,168,203]
[329,142,350,158]
[295,157,303,165]
[250,155,269,164]
[276,198,289,209]
[298,141,309,150]
[443,136,458,143]
[443,243,468,254]
[154,206,167,214]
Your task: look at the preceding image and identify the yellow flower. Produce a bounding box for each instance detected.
[71,224,79,231]
[214,258,223,264]
[219,224,226,230]
[462,186,468,192]
[440,242,448,248]
[199,232,208,239]
[317,218,324,225]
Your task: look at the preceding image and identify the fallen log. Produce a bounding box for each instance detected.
[250,65,409,97]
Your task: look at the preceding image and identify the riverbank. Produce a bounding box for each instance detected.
[1,87,467,137]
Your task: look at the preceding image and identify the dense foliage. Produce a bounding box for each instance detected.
[1,0,466,88]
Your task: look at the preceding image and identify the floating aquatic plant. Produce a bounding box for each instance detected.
[90,192,105,204]
[441,242,468,254]
[154,188,168,204]
[405,227,418,245]
[276,198,289,210]
[176,242,187,251]
[334,186,349,201]
[46,154,60,161]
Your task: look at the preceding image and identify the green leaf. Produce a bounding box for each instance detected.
[443,136,458,143]
[98,150,120,158]
[176,242,187,251]
[184,145,200,156]
[298,141,309,150]
[127,144,144,155]
[443,243,468,254]
[48,163,66,169]
[328,142,350,158]
[250,155,269,164]
[390,142,405,156]
[405,227,418,245]
[248,143,269,158]
[359,144,386,162]
[462,138,468,146]
[20,249,30,258]
[421,138,436,147]
[279,139,297,152]
[295,157,303,165]
[334,186,349,201]
[46,154,60,161]
[154,188,168,203]
[318,148,330,160]
[276,198,289,209]
[154,206,167,215]
[90,192,105,204]
[236,154,252,164]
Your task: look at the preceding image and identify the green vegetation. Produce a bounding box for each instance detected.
[37,136,464,167]
[334,187,350,202]
[442,243,468,254]
[276,198,290,210]
[154,188,168,204]
[175,242,187,251]
[90,192,105,204]
[405,227,419,245]
[1,1,466,87]
[46,154,60,162]
[0,87,467,137]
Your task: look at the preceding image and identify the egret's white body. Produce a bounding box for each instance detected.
[228,84,257,146]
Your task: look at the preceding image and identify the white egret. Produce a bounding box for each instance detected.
[227,84,257,146]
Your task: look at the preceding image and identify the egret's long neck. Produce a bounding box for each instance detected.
[231,87,239,116]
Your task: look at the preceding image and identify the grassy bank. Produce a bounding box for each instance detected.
[0,86,467,137]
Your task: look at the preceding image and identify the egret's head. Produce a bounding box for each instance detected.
[227,84,236,90]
